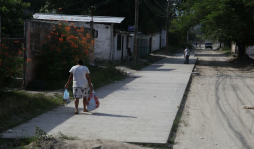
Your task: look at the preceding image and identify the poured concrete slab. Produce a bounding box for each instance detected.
[1,54,197,144]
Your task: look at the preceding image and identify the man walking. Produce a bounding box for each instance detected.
[184,46,190,64]
[65,59,93,114]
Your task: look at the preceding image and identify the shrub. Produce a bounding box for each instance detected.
[36,22,93,81]
[0,43,24,91]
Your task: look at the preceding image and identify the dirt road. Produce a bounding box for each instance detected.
[173,49,254,149]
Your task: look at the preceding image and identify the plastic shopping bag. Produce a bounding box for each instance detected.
[86,91,100,111]
[63,89,70,103]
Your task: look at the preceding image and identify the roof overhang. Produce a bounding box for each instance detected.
[33,13,125,24]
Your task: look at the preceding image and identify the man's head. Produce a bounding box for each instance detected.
[76,59,84,65]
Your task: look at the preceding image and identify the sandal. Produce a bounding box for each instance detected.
[83,109,89,112]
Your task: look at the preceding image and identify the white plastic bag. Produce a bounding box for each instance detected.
[63,89,70,103]
[87,91,100,111]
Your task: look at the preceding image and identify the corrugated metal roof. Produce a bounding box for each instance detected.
[33,13,125,24]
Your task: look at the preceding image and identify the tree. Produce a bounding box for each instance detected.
[175,0,254,60]
[0,0,31,38]
[40,0,168,35]
[23,0,46,13]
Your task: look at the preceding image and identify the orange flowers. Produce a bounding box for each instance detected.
[70,23,75,26]
[26,59,32,62]
[53,29,56,31]
[59,38,63,42]
[65,26,71,32]
[14,41,20,43]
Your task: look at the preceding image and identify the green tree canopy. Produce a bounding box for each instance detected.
[174,0,254,59]
[40,0,168,34]
[0,0,30,38]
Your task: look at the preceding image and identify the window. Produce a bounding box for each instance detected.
[117,34,122,51]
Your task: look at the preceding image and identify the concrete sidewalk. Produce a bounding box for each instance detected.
[1,54,197,144]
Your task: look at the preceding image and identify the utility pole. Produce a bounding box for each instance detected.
[165,0,169,54]
[132,0,139,66]
[89,6,95,64]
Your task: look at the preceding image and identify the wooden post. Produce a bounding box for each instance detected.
[132,0,139,66]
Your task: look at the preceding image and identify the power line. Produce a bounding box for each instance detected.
[153,0,167,10]
[94,0,110,7]
[143,0,167,17]
[62,0,110,13]
[145,0,167,14]
[61,0,84,8]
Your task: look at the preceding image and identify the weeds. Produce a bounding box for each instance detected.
[58,131,79,140]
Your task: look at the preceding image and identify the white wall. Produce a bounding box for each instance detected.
[246,46,254,56]
[151,34,160,52]
[231,43,238,53]
[75,22,112,61]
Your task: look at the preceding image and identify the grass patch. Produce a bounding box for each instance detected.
[0,91,63,133]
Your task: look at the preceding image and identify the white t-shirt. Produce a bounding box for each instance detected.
[69,65,90,87]
[184,48,190,56]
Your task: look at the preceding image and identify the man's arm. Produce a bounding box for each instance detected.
[184,50,186,58]
[86,73,93,91]
[65,73,73,89]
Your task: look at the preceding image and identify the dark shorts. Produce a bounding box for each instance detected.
[73,87,89,98]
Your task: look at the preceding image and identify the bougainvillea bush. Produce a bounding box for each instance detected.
[36,22,92,81]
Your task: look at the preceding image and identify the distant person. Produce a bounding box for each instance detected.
[184,46,190,64]
[65,59,93,114]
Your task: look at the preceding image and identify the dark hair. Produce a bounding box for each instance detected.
[76,59,84,65]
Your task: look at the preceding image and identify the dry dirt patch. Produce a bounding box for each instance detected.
[173,50,254,149]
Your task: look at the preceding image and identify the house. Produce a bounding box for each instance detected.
[32,13,166,62]
[33,13,125,62]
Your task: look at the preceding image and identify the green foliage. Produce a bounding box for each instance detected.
[58,131,79,140]
[0,0,31,37]
[0,91,63,133]
[36,22,92,81]
[41,0,167,34]
[35,126,53,141]
[23,0,46,12]
[0,43,23,91]
[175,0,254,59]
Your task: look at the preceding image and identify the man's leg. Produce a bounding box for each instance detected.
[74,98,79,113]
[83,97,88,112]
[186,55,189,64]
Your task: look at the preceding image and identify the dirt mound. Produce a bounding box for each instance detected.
[26,138,151,149]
